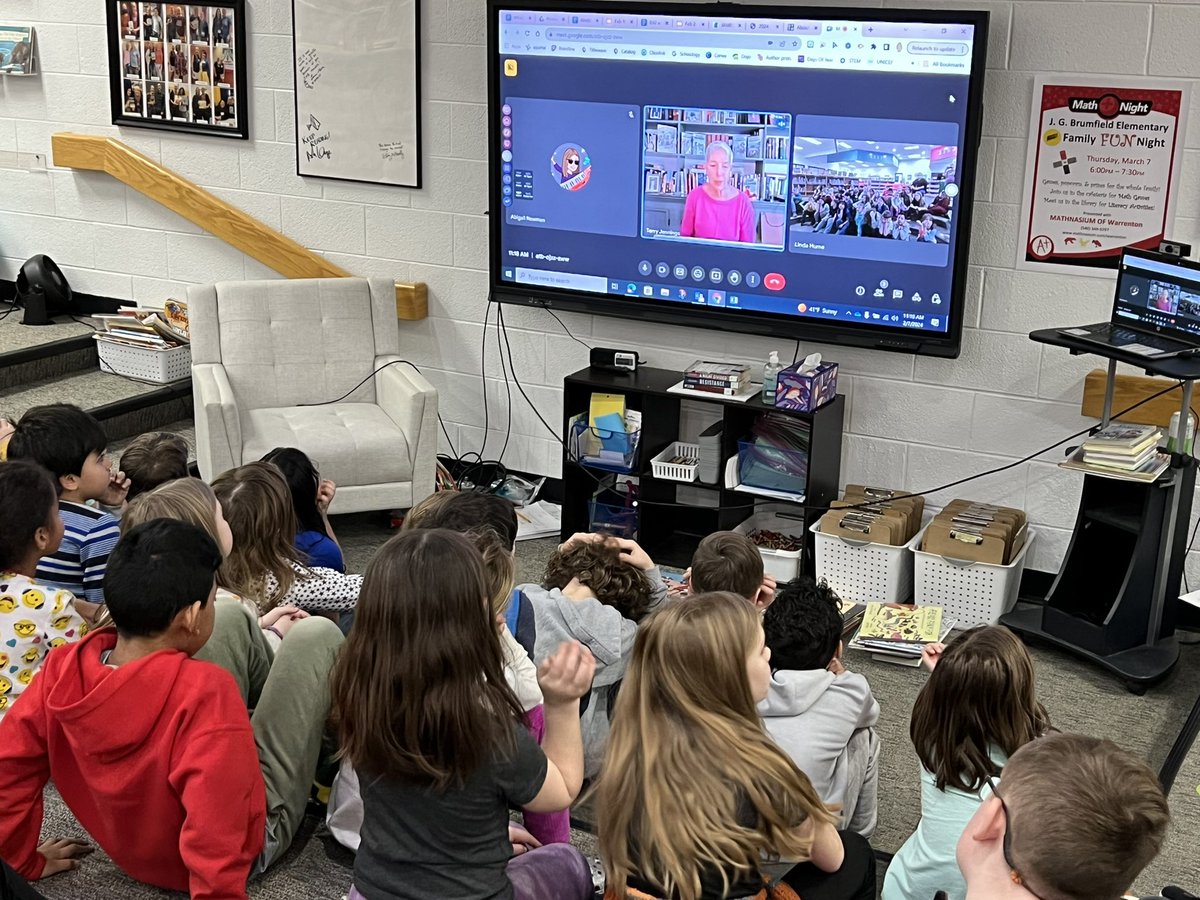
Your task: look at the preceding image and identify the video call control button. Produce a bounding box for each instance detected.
[745,272,761,288]
[692,266,706,282]
[709,268,723,284]
[655,262,670,278]
[673,264,687,279]
[638,260,652,276]
[764,273,786,292]
[727,270,742,286]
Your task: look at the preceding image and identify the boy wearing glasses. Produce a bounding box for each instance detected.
[5,405,131,619]
[956,733,1168,900]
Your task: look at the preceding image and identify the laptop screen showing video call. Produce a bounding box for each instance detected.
[493,7,982,337]
[1116,254,1200,340]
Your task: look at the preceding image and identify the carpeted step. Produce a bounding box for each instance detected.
[0,368,193,441]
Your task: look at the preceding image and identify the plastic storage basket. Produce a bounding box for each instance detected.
[810,519,924,605]
[97,339,191,383]
[913,527,1037,628]
[569,414,641,474]
[650,442,700,483]
[734,504,807,582]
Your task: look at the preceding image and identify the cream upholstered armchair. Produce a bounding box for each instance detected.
[188,277,438,513]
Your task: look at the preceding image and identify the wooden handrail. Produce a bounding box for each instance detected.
[51,133,427,320]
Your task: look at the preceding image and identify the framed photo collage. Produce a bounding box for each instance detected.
[107,1,248,139]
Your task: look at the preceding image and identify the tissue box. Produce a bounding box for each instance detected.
[774,362,838,412]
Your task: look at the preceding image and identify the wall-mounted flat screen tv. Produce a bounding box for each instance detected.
[488,2,989,357]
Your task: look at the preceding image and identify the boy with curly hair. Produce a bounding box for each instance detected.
[519,534,667,777]
[759,576,880,837]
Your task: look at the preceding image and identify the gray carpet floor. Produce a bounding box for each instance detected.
[31,513,1200,899]
[0,315,92,353]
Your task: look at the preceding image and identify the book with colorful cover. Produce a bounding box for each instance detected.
[849,608,953,666]
[855,603,943,644]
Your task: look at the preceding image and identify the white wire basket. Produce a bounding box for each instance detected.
[97,338,191,383]
[650,441,700,482]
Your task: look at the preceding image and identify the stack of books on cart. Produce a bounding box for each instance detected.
[1060,422,1169,483]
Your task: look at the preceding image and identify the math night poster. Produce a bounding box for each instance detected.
[1019,77,1190,276]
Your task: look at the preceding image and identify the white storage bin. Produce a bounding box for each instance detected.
[810,519,924,605]
[97,339,192,383]
[650,441,700,483]
[913,527,1036,628]
[734,504,806,582]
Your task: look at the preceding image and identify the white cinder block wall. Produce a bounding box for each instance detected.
[1,0,1199,576]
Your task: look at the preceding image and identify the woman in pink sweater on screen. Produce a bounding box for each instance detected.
[680,140,756,243]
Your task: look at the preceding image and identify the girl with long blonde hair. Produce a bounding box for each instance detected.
[598,592,876,900]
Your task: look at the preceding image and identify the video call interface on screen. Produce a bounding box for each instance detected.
[494,9,979,335]
[1116,255,1200,339]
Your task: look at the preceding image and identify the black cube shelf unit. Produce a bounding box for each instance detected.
[560,365,845,569]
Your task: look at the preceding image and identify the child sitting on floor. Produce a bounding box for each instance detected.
[598,591,877,900]
[213,461,361,615]
[119,477,309,655]
[520,533,666,777]
[957,733,1168,900]
[333,529,595,900]
[0,461,90,721]
[399,490,568,845]
[404,490,536,654]
[759,577,880,838]
[0,519,343,898]
[118,431,190,501]
[883,626,1051,900]
[688,531,776,610]
[5,404,130,620]
[329,515,568,852]
[261,447,345,573]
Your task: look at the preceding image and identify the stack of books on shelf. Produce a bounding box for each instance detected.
[93,300,190,350]
[681,360,751,396]
[848,602,953,667]
[1060,422,1169,483]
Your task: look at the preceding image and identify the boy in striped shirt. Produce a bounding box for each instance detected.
[5,405,130,620]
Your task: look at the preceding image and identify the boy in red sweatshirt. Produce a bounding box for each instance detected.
[0,518,342,900]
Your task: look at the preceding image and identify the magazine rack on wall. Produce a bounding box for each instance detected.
[1002,330,1199,701]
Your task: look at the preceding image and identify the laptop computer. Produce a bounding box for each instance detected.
[1059,249,1200,359]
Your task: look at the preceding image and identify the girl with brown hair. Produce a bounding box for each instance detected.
[598,592,876,900]
[119,477,308,647]
[212,462,361,615]
[883,625,1051,900]
[333,529,596,900]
